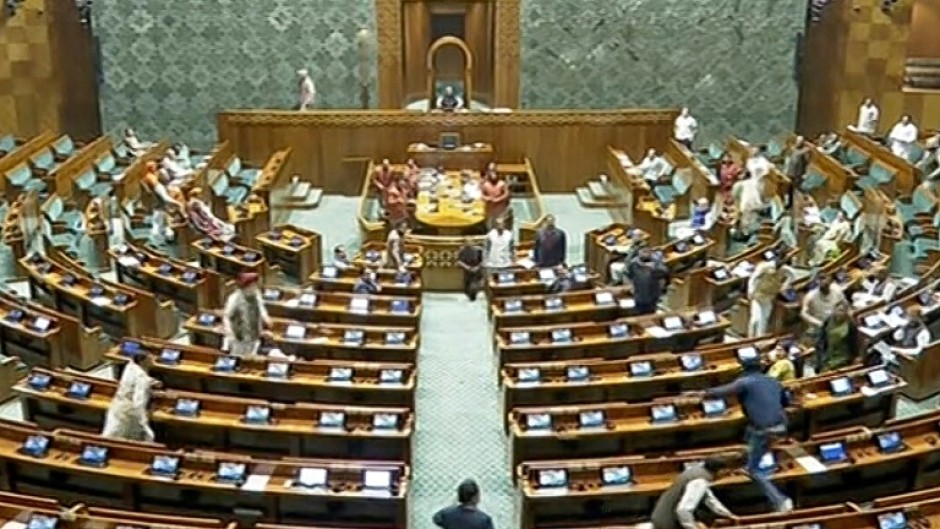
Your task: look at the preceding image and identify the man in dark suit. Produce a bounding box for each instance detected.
[628,248,670,315]
[433,479,494,529]
[457,238,484,301]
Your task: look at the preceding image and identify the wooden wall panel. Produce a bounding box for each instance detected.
[402,2,430,103]
[908,0,940,57]
[218,109,676,195]
[798,0,940,137]
[466,1,494,103]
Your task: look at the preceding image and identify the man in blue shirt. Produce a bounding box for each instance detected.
[690,360,793,513]
[433,479,494,529]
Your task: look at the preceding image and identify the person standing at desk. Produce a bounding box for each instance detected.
[673,107,698,150]
[694,359,794,513]
[801,273,846,336]
[432,479,494,529]
[481,169,510,229]
[627,248,669,315]
[102,352,157,442]
[747,260,795,338]
[533,215,567,268]
[223,272,271,357]
[485,217,514,270]
[649,458,735,529]
[814,302,860,372]
[457,238,484,301]
[848,98,879,136]
[373,159,394,205]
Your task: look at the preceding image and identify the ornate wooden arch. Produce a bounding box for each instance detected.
[375,0,520,109]
[426,36,473,107]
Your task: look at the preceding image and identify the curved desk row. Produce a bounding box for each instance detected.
[495,309,731,365]
[486,266,601,299]
[255,224,321,283]
[0,420,409,527]
[261,286,422,327]
[308,266,423,297]
[500,336,802,415]
[103,337,415,408]
[490,286,634,328]
[517,409,940,529]
[185,313,419,364]
[507,365,902,469]
[16,368,413,462]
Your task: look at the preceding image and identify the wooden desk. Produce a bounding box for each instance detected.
[583,224,650,282]
[491,286,634,328]
[696,238,796,310]
[194,237,267,278]
[256,224,321,282]
[353,241,424,271]
[406,142,494,170]
[110,242,224,313]
[495,310,730,365]
[262,286,421,327]
[0,290,104,369]
[0,420,409,526]
[226,194,270,243]
[17,368,414,462]
[487,267,600,299]
[309,266,423,297]
[105,337,416,408]
[516,409,940,529]
[501,336,801,418]
[412,169,486,234]
[20,253,176,340]
[1,192,38,280]
[508,366,901,469]
[185,313,419,363]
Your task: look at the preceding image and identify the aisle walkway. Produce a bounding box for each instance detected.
[410,292,515,528]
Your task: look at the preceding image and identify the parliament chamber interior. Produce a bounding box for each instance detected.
[3,0,940,528]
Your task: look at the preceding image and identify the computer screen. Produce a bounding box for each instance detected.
[245,406,271,424]
[217,462,246,482]
[877,432,903,453]
[518,368,540,383]
[526,413,551,430]
[285,325,306,340]
[66,382,92,399]
[363,469,392,489]
[79,445,108,467]
[298,467,328,488]
[319,412,346,428]
[174,398,200,417]
[151,455,180,476]
[379,369,404,384]
[566,366,589,381]
[504,299,523,313]
[22,435,50,457]
[26,515,57,529]
[877,512,907,529]
[663,316,684,330]
[702,399,727,416]
[651,404,677,422]
[594,291,615,305]
[830,377,852,396]
[329,367,353,381]
[818,442,848,463]
[544,297,563,311]
[579,411,605,428]
[537,469,567,488]
[601,466,632,486]
[680,354,703,372]
[551,329,572,343]
[373,413,399,429]
[629,361,652,377]
[867,369,890,387]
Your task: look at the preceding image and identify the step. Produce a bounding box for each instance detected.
[287,181,312,200]
[587,180,612,199]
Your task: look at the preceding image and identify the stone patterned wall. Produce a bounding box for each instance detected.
[94,0,376,147]
[521,0,806,144]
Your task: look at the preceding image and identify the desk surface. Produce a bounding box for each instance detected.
[413,169,485,229]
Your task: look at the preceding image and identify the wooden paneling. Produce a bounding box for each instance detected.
[217,109,676,195]
[402,2,431,102]
[0,0,99,139]
[466,0,494,103]
[377,0,518,108]
[798,0,940,137]
[908,0,940,58]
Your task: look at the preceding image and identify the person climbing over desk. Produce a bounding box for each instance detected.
[688,358,794,513]
[102,352,157,442]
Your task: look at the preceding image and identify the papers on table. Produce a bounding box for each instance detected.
[90,296,110,307]
[117,256,141,268]
[516,258,535,269]
[795,456,828,474]
[618,298,636,309]
[241,463,274,492]
[732,262,754,278]
[645,326,672,338]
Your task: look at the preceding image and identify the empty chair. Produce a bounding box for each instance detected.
[5,163,46,195]
[210,171,249,205]
[0,135,15,156]
[41,195,83,232]
[226,156,262,187]
[75,168,112,200]
[95,153,120,177]
[29,148,56,175]
[51,135,75,160]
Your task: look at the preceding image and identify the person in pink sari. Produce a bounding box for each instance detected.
[186,188,235,242]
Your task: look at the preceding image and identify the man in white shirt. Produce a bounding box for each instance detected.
[852,267,897,308]
[636,149,670,182]
[673,107,698,150]
[746,146,773,180]
[848,98,879,136]
[161,148,193,181]
[298,69,316,111]
[888,115,919,161]
[892,307,931,354]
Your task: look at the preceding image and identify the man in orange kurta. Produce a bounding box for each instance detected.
[481,169,510,228]
[385,176,410,226]
[373,159,395,204]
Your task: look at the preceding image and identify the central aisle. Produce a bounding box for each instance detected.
[410,292,515,528]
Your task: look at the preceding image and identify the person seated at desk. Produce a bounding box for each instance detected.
[223,272,271,357]
[405,159,421,195]
[436,86,465,111]
[628,248,669,315]
[122,127,151,157]
[481,169,510,229]
[892,307,931,355]
[485,217,514,270]
[353,269,382,295]
[102,352,157,442]
[533,214,567,268]
[801,273,847,337]
[333,245,352,270]
[718,153,742,202]
[186,187,235,242]
[816,132,843,156]
[635,149,670,182]
[385,176,411,228]
[548,265,588,294]
[809,211,851,266]
[648,457,735,529]
[852,267,897,308]
[848,98,880,136]
[374,159,395,205]
[748,259,796,338]
[142,161,183,246]
[161,147,193,182]
[457,237,484,301]
[888,114,919,161]
[814,302,860,372]
[385,223,408,270]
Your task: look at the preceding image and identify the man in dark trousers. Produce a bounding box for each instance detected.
[691,359,794,513]
[650,458,736,529]
[627,248,669,315]
[432,479,494,529]
[457,238,485,301]
[533,214,567,268]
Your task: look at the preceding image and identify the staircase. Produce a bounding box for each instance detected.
[905,58,940,90]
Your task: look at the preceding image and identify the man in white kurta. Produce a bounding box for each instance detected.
[673,107,698,150]
[485,217,514,269]
[298,69,316,110]
[636,149,670,182]
[810,212,851,265]
[888,115,919,161]
[102,353,156,442]
[747,260,795,337]
[223,272,272,357]
[745,147,773,180]
[848,98,879,135]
